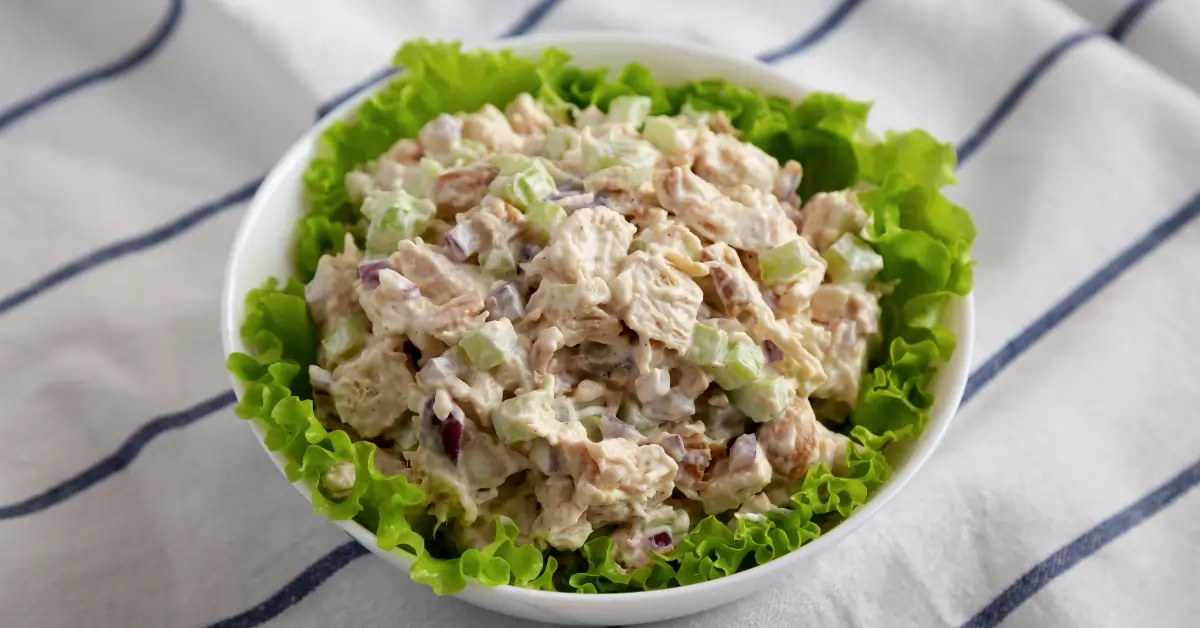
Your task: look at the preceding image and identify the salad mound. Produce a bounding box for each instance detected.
[227,40,974,595]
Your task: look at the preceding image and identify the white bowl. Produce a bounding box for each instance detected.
[221,32,975,627]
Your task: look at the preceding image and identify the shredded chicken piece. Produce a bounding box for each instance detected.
[431,162,500,216]
[305,234,364,336]
[692,127,780,193]
[527,206,636,283]
[326,335,418,438]
[655,166,796,252]
[611,251,703,352]
[799,190,868,252]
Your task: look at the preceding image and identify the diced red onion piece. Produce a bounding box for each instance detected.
[416,354,460,388]
[443,224,479,262]
[420,396,464,465]
[550,177,585,198]
[486,282,525,320]
[600,414,639,440]
[378,270,420,299]
[530,440,564,475]
[439,409,464,465]
[648,530,673,550]
[557,192,596,214]
[763,339,784,363]
[308,365,334,393]
[519,243,542,263]
[659,434,686,461]
[729,434,758,467]
[358,259,395,290]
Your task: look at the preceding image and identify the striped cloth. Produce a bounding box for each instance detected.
[2,1,1197,626]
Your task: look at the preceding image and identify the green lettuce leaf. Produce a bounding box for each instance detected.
[230,39,976,597]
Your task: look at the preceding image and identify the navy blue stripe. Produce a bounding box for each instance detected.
[312,0,565,121]
[962,458,1200,628]
[205,541,370,628]
[964,189,1200,404]
[0,389,235,519]
[500,0,565,38]
[756,0,865,63]
[0,0,183,134]
[1107,0,1163,41]
[314,66,399,120]
[0,177,262,317]
[955,30,1097,167]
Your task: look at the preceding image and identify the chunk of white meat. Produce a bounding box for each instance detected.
[633,208,708,277]
[699,434,772,514]
[505,93,556,135]
[304,234,364,335]
[523,277,624,347]
[610,251,703,352]
[327,336,418,438]
[453,195,525,254]
[574,105,607,130]
[566,439,678,527]
[462,104,525,154]
[528,326,565,376]
[810,283,881,406]
[393,239,488,305]
[799,190,869,252]
[527,206,635,283]
[757,396,847,482]
[418,114,465,165]
[773,160,803,210]
[430,162,501,217]
[692,127,780,193]
[532,475,593,550]
[655,167,796,252]
[360,268,487,343]
[344,139,424,203]
[702,243,826,382]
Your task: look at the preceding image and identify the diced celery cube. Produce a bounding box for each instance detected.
[361,189,436,254]
[711,340,764,391]
[542,127,578,160]
[459,319,519,370]
[524,199,566,238]
[731,377,794,423]
[643,116,696,155]
[488,153,534,175]
[582,134,660,173]
[491,386,553,444]
[479,246,517,278]
[684,323,729,367]
[607,95,653,128]
[402,158,445,199]
[823,233,884,283]
[678,103,712,127]
[321,315,368,360]
[488,159,556,210]
[759,238,820,286]
[449,139,487,166]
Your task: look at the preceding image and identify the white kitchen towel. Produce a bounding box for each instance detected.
[1,1,1198,627]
